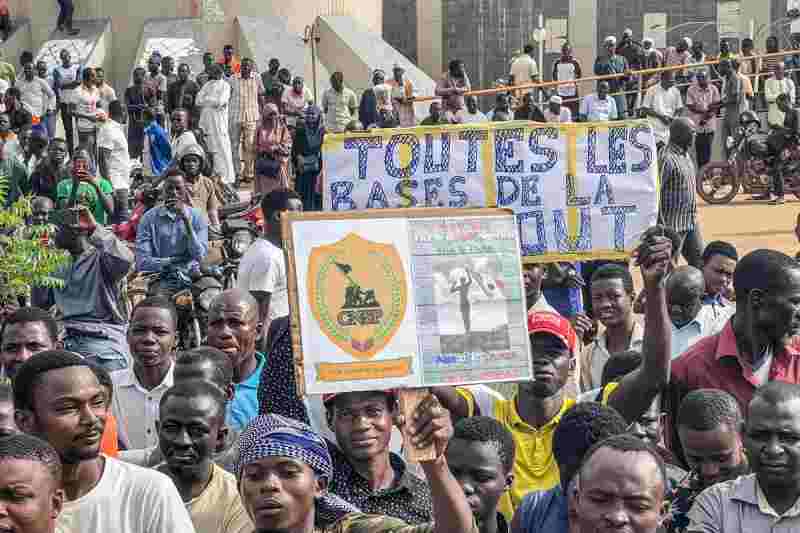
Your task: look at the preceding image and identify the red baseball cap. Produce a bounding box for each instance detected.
[527,311,578,353]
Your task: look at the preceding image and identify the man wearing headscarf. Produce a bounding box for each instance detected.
[293,105,324,210]
[196,64,235,186]
[237,413,477,533]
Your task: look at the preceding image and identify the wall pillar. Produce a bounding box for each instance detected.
[416,0,442,78]
[569,0,596,94]
[742,0,772,44]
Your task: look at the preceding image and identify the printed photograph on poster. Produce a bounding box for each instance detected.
[282,208,532,395]
[409,216,529,386]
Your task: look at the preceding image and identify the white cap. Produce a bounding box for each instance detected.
[549,95,563,104]
[642,37,654,45]
[623,28,633,37]
[604,36,617,45]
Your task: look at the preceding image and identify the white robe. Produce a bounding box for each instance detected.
[196,79,235,184]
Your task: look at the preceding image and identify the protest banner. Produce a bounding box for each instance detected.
[322,119,659,262]
[282,207,532,396]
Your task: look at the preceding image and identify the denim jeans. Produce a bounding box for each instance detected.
[64,332,129,373]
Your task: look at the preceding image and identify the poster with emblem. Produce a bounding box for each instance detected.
[283,208,532,395]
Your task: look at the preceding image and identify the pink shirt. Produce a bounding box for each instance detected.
[686,83,720,133]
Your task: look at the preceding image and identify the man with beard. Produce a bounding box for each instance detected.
[111,297,178,450]
[662,389,747,533]
[156,381,250,533]
[688,381,800,530]
[13,351,194,532]
[447,417,517,533]
[0,433,64,533]
[666,249,800,449]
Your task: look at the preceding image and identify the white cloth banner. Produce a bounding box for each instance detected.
[323,119,659,261]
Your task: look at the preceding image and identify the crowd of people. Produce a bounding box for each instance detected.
[0,13,796,533]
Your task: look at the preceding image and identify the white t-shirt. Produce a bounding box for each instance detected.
[97,119,131,190]
[55,64,81,104]
[237,238,289,322]
[642,84,683,144]
[57,456,196,533]
[74,85,100,132]
[510,54,539,84]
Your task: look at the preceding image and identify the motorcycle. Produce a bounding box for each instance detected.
[697,115,800,204]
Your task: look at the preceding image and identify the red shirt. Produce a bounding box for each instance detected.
[666,319,800,451]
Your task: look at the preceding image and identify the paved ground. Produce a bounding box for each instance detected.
[696,196,797,259]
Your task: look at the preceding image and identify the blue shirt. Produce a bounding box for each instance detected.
[135,205,209,274]
[143,121,172,176]
[229,352,266,432]
[515,486,568,533]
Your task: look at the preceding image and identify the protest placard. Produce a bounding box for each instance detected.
[322,119,659,262]
[282,208,532,396]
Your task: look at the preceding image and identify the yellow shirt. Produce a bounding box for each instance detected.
[186,463,252,533]
[457,384,618,521]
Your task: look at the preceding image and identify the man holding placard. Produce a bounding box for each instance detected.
[258,316,434,524]
[435,232,673,521]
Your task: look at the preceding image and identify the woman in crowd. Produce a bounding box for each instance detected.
[254,102,292,195]
[293,105,324,211]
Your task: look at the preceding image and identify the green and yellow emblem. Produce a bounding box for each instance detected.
[307,233,407,360]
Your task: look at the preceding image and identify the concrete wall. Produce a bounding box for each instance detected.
[235,15,331,102]
[83,19,112,80]
[417,0,443,77]
[316,15,435,118]
[383,0,417,63]
[206,0,382,62]
[16,0,380,102]
[0,17,31,68]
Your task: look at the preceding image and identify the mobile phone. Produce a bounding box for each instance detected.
[64,207,81,227]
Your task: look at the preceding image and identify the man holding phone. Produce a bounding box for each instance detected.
[55,147,114,225]
[135,174,209,297]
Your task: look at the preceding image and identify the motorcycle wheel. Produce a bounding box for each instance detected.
[697,163,740,204]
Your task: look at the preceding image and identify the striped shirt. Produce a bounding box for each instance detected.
[658,143,697,232]
[230,74,264,124]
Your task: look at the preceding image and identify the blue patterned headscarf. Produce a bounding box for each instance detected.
[237,414,333,480]
[237,414,358,526]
